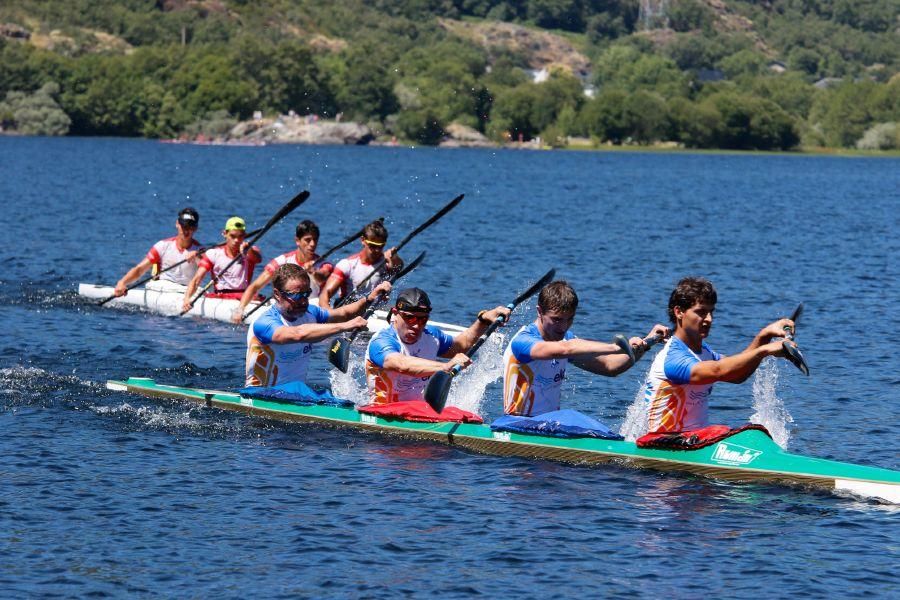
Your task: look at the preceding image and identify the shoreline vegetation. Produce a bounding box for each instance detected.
[1,1,898,153]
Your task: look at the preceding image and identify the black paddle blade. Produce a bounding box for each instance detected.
[328,337,351,373]
[783,341,810,376]
[614,334,636,365]
[424,370,454,413]
[789,303,804,326]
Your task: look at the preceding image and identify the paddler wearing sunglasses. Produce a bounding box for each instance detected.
[245,263,392,387]
[319,220,403,307]
[364,288,511,405]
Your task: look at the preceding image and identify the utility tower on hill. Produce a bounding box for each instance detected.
[639,0,671,30]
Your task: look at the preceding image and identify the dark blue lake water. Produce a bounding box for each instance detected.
[1,137,898,597]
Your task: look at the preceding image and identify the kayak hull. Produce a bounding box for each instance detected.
[79,282,467,335]
[106,378,900,504]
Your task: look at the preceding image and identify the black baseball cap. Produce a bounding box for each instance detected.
[395,288,432,313]
[178,207,199,227]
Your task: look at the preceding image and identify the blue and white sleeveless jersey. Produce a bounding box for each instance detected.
[644,336,722,432]
[502,323,574,417]
[245,304,330,386]
[365,324,454,404]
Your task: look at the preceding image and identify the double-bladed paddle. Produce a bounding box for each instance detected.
[97,226,263,306]
[239,217,385,323]
[179,190,310,316]
[328,251,427,373]
[782,303,809,375]
[334,194,464,307]
[423,268,556,413]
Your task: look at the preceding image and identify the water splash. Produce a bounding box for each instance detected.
[619,368,652,441]
[445,334,506,416]
[328,345,370,406]
[327,333,507,415]
[749,358,793,448]
[92,402,205,429]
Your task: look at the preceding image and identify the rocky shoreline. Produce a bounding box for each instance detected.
[169,114,500,148]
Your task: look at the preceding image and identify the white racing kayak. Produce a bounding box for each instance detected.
[78,281,468,336]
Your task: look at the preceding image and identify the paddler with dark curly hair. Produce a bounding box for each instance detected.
[364,288,510,405]
[644,276,796,433]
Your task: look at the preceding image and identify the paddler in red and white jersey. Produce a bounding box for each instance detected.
[365,288,511,405]
[231,220,333,323]
[318,220,403,307]
[113,207,201,296]
[181,216,262,313]
[503,281,669,417]
[643,277,795,433]
[246,264,391,387]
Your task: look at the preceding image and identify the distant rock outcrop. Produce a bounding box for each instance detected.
[228,115,374,145]
[439,123,495,148]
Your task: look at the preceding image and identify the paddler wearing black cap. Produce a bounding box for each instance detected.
[113,207,201,296]
[181,216,262,313]
[364,288,511,405]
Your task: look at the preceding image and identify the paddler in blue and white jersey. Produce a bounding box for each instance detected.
[644,276,795,433]
[503,280,669,417]
[365,288,511,404]
[245,264,391,387]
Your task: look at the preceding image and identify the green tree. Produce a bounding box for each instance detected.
[0,81,71,135]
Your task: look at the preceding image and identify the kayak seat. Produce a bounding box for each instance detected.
[357,401,483,424]
[490,409,624,440]
[239,381,355,407]
[637,423,772,450]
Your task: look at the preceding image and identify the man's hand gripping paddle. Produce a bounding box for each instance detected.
[782,303,809,376]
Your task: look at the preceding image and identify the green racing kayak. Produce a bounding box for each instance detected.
[106,377,900,504]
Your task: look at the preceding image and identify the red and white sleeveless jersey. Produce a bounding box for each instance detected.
[328,252,383,299]
[146,237,201,285]
[263,251,333,297]
[199,246,261,292]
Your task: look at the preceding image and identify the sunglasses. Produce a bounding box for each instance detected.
[397,311,429,325]
[277,288,311,302]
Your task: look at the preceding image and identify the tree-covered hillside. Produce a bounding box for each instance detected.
[0,0,898,150]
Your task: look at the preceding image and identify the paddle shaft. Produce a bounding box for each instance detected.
[181,190,310,315]
[423,268,555,412]
[327,251,428,372]
[447,268,556,377]
[335,194,464,306]
[317,217,384,264]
